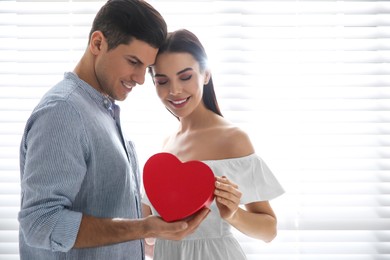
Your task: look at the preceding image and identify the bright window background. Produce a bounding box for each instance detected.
[1,1,390,259]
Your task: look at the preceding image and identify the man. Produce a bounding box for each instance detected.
[18,0,209,259]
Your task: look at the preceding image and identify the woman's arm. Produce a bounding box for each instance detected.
[214,176,277,242]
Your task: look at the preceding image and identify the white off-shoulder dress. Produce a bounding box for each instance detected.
[142,154,285,260]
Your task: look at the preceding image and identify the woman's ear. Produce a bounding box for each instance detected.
[89,31,105,55]
[204,70,211,85]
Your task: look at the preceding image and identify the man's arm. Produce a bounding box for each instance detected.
[74,208,210,248]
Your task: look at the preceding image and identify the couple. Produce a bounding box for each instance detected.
[18,0,284,259]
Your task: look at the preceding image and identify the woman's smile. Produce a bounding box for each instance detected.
[168,97,190,108]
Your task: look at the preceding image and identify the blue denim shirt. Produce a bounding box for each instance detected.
[18,72,144,259]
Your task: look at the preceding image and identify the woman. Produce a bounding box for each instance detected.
[143,29,284,260]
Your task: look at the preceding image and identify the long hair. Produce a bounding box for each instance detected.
[155,29,223,117]
[89,0,167,50]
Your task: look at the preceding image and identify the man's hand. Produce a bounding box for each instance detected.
[144,207,210,241]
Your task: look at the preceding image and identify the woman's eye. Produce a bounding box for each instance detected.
[156,79,167,85]
[181,75,192,81]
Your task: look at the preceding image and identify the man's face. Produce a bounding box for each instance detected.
[93,34,158,101]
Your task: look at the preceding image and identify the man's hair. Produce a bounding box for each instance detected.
[89,0,167,50]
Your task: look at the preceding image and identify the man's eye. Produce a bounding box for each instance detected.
[128,59,138,65]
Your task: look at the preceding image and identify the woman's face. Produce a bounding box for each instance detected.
[151,52,209,118]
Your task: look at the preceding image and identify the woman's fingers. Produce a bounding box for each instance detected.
[216,176,238,188]
[215,176,242,204]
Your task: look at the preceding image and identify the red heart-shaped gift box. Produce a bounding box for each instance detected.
[143,152,215,222]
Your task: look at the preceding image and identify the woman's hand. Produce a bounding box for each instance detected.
[214,176,242,221]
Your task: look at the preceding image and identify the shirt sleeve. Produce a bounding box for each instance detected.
[19,100,87,252]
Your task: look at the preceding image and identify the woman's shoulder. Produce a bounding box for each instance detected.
[215,124,255,158]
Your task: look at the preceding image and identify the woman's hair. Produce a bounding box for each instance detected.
[89,0,167,50]
[155,29,223,117]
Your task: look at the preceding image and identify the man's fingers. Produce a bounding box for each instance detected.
[165,220,188,233]
[188,208,210,226]
[168,208,209,233]
[162,208,210,240]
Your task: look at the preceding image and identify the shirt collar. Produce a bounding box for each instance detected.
[64,72,115,112]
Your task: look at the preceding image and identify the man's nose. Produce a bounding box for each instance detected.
[132,68,146,85]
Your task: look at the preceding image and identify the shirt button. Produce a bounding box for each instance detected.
[103,99,110,109]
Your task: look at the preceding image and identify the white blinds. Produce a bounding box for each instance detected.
[1,1,389,259]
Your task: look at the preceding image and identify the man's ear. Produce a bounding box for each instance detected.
[89,31,105,55]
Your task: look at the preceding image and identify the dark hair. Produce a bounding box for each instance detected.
[89,0,167,50]
[156,29,223,117]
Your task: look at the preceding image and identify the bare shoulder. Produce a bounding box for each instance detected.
[217,124,255,158]
[162,135,170,147]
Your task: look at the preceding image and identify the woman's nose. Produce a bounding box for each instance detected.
[169,82,182,95]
